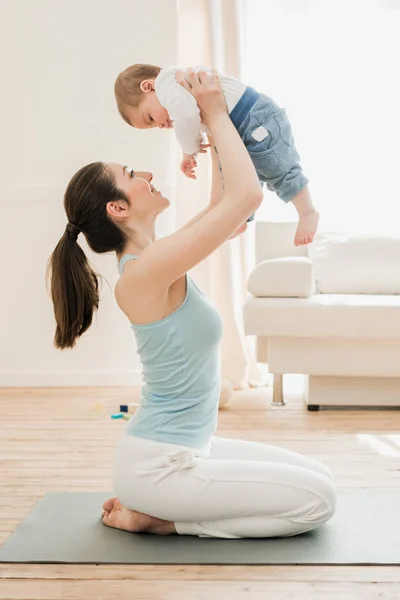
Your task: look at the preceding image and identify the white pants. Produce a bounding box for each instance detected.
[112,433,337,539]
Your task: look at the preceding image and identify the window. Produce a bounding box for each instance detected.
[242,0,400,234]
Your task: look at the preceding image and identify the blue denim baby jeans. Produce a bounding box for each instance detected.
[229,87,309,221]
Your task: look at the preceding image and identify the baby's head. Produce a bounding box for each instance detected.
[114,64,172,129]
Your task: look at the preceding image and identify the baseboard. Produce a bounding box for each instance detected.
[0,370,143,387]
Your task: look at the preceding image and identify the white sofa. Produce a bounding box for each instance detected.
[243,221,400,410]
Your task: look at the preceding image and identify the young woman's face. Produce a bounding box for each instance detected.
[106,163,169,220]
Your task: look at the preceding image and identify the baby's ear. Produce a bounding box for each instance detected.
[140,79,155,93]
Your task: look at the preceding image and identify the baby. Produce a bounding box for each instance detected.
[114,64,319,246]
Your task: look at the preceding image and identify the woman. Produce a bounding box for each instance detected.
[48,70,337,538]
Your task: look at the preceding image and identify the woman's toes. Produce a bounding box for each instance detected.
[102,512,111,526]
[103,496,117,512]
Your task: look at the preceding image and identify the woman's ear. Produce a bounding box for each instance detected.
[140,79,155,93]
[106,199,129,220]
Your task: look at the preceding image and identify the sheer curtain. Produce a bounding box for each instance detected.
[242,0,400,234]
[176,0,261,388]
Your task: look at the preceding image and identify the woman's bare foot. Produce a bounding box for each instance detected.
[294,208,319,246]
[101,497,176,535]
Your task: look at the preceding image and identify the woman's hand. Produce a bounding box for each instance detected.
[176,68,228,127]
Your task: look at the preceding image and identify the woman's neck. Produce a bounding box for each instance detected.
[120,227,155,259]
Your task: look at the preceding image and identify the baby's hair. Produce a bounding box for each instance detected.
[114,63,161,125]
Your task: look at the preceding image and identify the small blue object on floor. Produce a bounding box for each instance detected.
[119,404,137,414]
[111,413,123,419]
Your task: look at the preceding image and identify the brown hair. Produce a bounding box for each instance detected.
[47,162,129,350]
[114,63,161,125]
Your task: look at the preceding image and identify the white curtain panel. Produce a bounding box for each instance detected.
[176,0,261,387]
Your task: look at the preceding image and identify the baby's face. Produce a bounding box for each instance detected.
[126,92,173,130]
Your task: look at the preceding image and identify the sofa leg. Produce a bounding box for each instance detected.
[272,374,285,407]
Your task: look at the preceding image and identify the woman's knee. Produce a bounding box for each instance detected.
[313,460,336,483]
[312,477,338,525]
[294,474,338,533]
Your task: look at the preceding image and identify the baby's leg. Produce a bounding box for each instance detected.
[291,186,319,247]
[247,104,318,246]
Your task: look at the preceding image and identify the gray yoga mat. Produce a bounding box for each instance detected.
[0,491,399,565]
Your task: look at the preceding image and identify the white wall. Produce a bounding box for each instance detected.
[0,0,179,386]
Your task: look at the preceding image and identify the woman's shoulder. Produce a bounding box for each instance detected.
[115,256,146,300]
[114,256,173,323]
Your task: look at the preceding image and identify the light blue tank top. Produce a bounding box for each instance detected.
[118,254,224,447]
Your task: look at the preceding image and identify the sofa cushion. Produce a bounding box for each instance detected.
[243,294,400,338]
[308,233,400,294]
[248,257,315,298]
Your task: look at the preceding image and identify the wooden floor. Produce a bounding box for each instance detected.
[0,386,399,599]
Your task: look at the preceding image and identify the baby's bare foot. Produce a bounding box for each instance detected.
[101,497,175,535]
[294,209,319,246]
[229,222,248,240]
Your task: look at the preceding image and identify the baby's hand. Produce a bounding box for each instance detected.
[181,154,197,179]
[198,143,210,154]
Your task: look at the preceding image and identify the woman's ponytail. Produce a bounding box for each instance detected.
[47,162,128,350]
[47,228,100,349]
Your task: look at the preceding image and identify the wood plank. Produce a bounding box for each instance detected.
[0,580,399,600]
[0,564,399,582]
